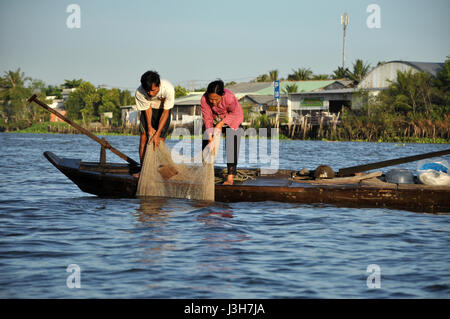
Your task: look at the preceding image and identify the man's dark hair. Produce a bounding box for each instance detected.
[141,71,161,92]
[206,80,225,96]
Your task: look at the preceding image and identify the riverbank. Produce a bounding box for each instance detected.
[6,121,449,144]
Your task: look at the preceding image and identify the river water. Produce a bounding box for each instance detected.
[0,132,449,298]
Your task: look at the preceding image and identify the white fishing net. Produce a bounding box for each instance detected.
[136,134,221,201]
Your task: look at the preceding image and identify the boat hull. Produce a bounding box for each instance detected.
[43,151,450,213]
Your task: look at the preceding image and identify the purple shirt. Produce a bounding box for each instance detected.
[200,89,243,130]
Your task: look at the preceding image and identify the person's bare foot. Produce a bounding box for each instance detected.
[223,175,234,185]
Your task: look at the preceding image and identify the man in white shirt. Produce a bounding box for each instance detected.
[135,70,175,164]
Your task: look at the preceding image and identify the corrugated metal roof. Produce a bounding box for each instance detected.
[227,80,336,95]
[289,88,358,95]
[242,94,276,105]
[256,80,336,95]
[393,61,444,76]
[174,92,203,106]
[358,60,444,89]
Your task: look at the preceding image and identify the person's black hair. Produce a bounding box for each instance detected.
[141,71,161,92]
[206,80,225,96]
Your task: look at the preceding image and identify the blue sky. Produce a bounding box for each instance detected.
[0,0,448,91]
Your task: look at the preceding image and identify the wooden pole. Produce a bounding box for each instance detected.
[338,148,450,177]
[28,94,139,167]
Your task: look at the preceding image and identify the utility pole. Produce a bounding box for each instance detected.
[341,12,349,69]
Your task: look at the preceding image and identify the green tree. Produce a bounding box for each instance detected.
[0,68,32,124]
[287,68,313,80]
[45,85,62,99]
[311,74,330,80]
[268,70,279,81]
[98,88,121,123]
[65,81,98,122]
[432,57,450,105]
[174,85,189,98]
[119,89,134,106]
[254,74,270,82]
[332,66,350,79]
[348,59,371,84]
[28,79,50,123]
[379,70,434,116]
[282,83,298,94]
[62,79,83,89]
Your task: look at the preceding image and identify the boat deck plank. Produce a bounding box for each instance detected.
[241,176,292,187]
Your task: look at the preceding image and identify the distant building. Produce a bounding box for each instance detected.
[100,112,113,126]
[358,61,444,95]
[46,96,64,110]
[172,92,203,125]
[45,95,66,122]
[286,61,444,122]
[170,80,354,125]
[120,105,139,127]
[50,110,67,122]
[62,88,76,101]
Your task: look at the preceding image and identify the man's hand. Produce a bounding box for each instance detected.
[149,132,161,150]
[148,126,156,137]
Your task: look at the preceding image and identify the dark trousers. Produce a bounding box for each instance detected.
[140,108,171,138]
[202,126,243,175]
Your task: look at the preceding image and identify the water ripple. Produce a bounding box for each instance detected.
[0,133,449,298]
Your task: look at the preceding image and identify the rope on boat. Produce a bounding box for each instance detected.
[215,168,257,183]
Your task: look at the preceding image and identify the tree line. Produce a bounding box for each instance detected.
[174,59,373,97]
[252,59,372,84]
[0,69,134,131]
[1,57,448,143]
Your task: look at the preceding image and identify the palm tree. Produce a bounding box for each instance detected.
[332,66,350,79]
[0,68,33,123]
[312,74,331,80]
[348,59,371,84]
[0,68,31,89]
[287,68,313,81]
[268,70,279,81]
[282,84,298,94]
[254,74,270,82]
[62,79,83,89]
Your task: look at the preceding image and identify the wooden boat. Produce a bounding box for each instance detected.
[44,151,450,214]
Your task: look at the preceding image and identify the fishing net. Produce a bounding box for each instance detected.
[136,134,221,201]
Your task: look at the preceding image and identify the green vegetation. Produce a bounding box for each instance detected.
[287,68,313,81]
[2,57,448,145]
[0,68,50,131]
[65,81,134,125]
[0,69,134,131]
[174,85,189,98]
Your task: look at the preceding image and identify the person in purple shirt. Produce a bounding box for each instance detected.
[201,80,244,185]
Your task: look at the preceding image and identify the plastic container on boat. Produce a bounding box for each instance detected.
[417,159,450,186]
[385,169,414,184]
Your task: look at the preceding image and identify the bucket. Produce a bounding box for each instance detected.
[385,169,414,184]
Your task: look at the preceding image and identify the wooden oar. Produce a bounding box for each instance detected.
[337,148,450,177]
[27,94,139,167]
